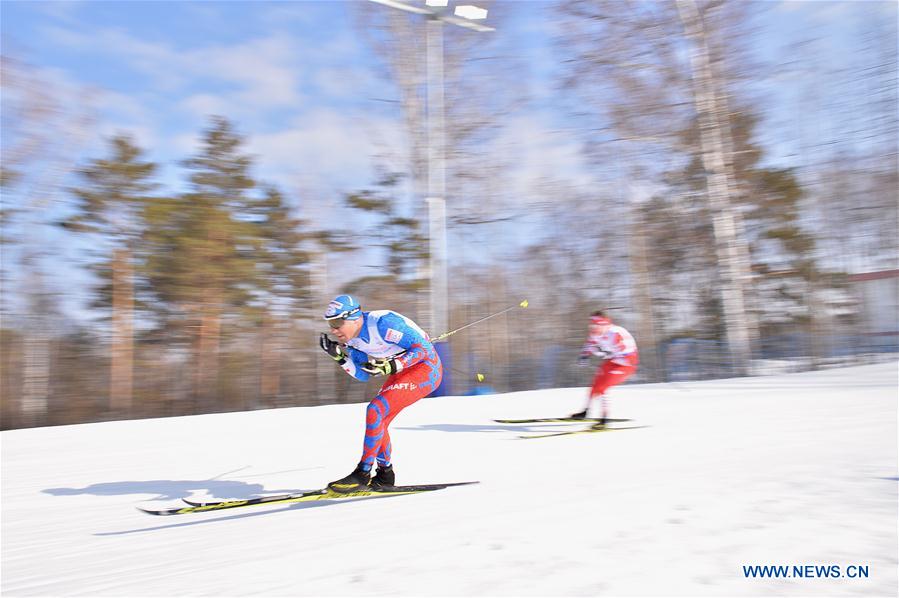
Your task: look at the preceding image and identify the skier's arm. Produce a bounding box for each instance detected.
[581,337,607,359]
[340,347,374,381]
[319,332,372,381]
[374,313,436,372]
[578,339,593,366]
[582,337,613,361]
[600,331,630,361]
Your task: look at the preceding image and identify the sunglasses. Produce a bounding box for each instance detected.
[325,306,361,328]
[327,317,347,329]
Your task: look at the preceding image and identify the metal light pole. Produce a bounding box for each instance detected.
[369,0,494,337]
[426,16,448,336]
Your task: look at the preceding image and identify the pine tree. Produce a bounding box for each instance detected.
[143,117,262,408]
[65,134,159,412]
[253,185,315,402]
[343,171,429,304]
[666,107,840,345]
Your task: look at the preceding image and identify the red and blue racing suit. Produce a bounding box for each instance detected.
[338,310,442,470]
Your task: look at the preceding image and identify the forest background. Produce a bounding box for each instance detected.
[1,0,896,429]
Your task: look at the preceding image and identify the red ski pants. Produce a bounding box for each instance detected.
[590,360,637,398]
[361,356,442,469]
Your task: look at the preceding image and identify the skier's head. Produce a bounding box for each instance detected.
[324,294,364,342]
[589,311,612,333]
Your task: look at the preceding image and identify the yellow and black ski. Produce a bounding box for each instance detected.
[138,482,478,516]
[495,417,631,424]
[518,425,649,439]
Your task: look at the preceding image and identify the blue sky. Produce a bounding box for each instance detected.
[3,0,895,194]
[3,1,400,194]
[2,0,566,321]
[2,0,896,321]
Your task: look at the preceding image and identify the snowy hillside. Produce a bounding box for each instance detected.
[2,362,897,597]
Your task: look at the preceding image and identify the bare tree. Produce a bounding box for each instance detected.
[553,0,762,372]
[65,135,159,413]
[1,55,96,424]
[675,0,753,373]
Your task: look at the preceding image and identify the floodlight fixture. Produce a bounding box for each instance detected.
[454,5,488,20]
[367,0,494,338]
[369,0,431,15]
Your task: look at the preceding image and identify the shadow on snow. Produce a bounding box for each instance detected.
[42,465,322,502]
[395,423,575,434]
[96,493,418,536]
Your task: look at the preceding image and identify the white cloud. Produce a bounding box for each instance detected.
[32,0,87,25]
[41,25,305,109]
[92,88,153,123]
[249,109,403,192]
[169,131,199,156]
[184,33,305,108]
[178,94,234,120]
[491,113,598,201]
[314,66,384,100]
[29,13,421,205]
[40,24,188,90]
[257,3,329,29]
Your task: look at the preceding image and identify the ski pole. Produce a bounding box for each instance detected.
[433,300,527,383]
[433,299,529,342]
[445,365,487,383]
[378,300,527,379]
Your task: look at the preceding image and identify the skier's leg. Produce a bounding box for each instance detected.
[360,394,391,471]
[367,359,442,475]
[589,361,636,420]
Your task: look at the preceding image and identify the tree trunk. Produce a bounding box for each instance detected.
[708,66,761,355]
[21,327,50,426]
[629,207,661,382]
[110,248,134,413]
[260,313,281,405]
[21,266,50,427]
[676,0,752,375]
[192,303,221,411]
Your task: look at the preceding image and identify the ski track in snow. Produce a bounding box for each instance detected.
[2,362,897,596]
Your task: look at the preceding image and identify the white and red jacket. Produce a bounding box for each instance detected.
[581,324,639,367]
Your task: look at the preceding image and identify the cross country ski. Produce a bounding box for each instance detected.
[517,425,650,439]
[138,481,479,516]
[494,417,632,424]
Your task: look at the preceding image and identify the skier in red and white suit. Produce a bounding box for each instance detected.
[571,311,639,426]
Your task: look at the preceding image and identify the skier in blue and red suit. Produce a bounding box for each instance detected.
[319,295,442,492]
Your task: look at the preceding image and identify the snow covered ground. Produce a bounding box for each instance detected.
[2,362,897,597]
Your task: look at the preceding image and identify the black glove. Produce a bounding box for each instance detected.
[319,333,346,364]
[578,354,592,367]
[361,357,399,376]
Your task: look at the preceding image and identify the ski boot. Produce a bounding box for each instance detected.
[327,463,371,493]
[570,409,588,420]
[370,465,395,490]
[590,417,608,430]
